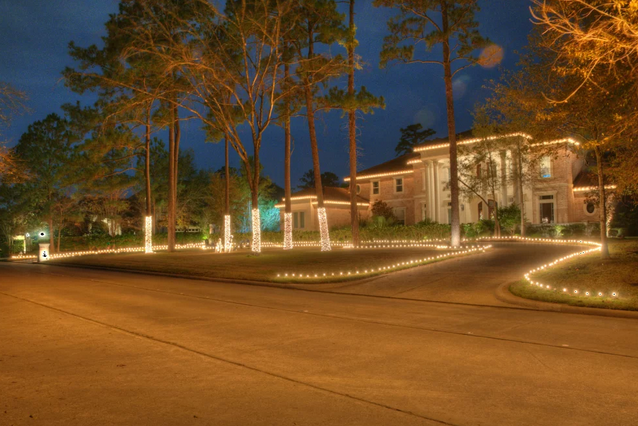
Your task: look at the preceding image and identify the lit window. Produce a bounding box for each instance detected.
[393,207,406,225]
[395,178,403,193]
[540,156,552,178]
[293,212,305,229]
[372,181,380,195]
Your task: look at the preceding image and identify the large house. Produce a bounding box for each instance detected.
[277,131,606,230]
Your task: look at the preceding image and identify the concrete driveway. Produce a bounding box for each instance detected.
[1,243,637,426]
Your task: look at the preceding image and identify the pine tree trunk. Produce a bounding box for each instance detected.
[283,60,293,250]
[173,104,180,238]
[594,145,609,258]
[441,3,460,247]
[348,0,359,248]
[57,224,61,253]
[145,104,152,216]
[517,141,525,236]
[225,137,230,216]
[304,33,330,251]
[251,144,261,253]
[48,217,54,253]
[167,109,176,252]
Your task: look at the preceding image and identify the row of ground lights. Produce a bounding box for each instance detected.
[10,242,212,261]
[522,244,619,298]
[469,236,616,299]
[275,246,490,279]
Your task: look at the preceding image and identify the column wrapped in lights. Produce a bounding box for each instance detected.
[317,207,331,251]
[224,214,232,252]
[251,208,261,253]
[283,212,293,250]
[144,216,153,254]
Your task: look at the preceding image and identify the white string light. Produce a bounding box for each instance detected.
[474,236,619,300]
[145,216,153,254]
[224,215,232,253]
[311,200,369,207]
[573,185,617,192]
[275,246,490,280]
[251,208,261,253]
[529,137,580,147]
[413,132,532,152]
[344,169,412,182]
[283,212,293,250]
[317,207,331,251]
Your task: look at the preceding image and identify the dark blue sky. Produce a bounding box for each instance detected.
[0,0,533,188]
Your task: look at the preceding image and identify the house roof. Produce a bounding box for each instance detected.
[573,171,597,189]
[344,152,420,181]
[413,129,475,150]
[280,186,369,204]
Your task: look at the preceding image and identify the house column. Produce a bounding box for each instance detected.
[500,150,508,208]
[432,160,440,222]
[425,160,434,221]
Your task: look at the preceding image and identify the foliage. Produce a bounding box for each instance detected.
[498,204,521,235]
[370,199,396,222]
[395,123,435,157]
[297,169,343,190]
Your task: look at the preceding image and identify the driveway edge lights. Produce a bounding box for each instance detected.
[495,282,638,319]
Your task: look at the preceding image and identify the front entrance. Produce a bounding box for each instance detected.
[539,195,555,223]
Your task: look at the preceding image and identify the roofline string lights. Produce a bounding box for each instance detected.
[344,169,413,182]
[573,185,617,192]
[317,207,331,251]
[251,208,261,253]
[275,245,490,280]
[413,132,533,152]
[283,212,293,250]
[144,216,153,254]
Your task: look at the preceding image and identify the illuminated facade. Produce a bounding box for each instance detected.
[343,131,608,226]
[275,187,370,232]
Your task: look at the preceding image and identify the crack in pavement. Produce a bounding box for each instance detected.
[0,291,459,426]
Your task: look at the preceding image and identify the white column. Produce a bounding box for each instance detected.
[426,161,434,221]
[432,160,439,222]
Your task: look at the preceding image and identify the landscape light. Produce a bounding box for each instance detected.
[145,216,153,254]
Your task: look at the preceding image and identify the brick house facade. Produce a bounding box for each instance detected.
[277,132,606,230]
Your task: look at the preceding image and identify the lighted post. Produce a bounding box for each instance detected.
[37,231,49,263]
[224,215,232,252]
[251,208,261,253]
[145,216,153,253]
[317,207,331,251]
[283,212,293,250]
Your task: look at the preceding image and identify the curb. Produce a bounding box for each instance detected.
[495,282,638,320]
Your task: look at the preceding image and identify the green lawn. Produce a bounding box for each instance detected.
[50,245,482,283]
[510,239,638,311]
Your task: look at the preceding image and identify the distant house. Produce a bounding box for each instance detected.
[275,187,369,231]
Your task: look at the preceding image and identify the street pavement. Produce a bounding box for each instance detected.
[1,243,637,426]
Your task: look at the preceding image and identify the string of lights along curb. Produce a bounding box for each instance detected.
[473,236,616,300]
[144,216,153,254]
[275,246,490,280]
[10,242,212,261]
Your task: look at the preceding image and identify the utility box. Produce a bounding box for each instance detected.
[38,243,50,262]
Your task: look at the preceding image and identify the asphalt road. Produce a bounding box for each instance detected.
[1,243,638,426]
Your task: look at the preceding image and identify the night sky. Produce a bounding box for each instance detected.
[0,0,533,188]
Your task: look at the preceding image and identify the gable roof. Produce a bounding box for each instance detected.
[279,186,369,204]
[344,152,419,181]
[413,129,475,151]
